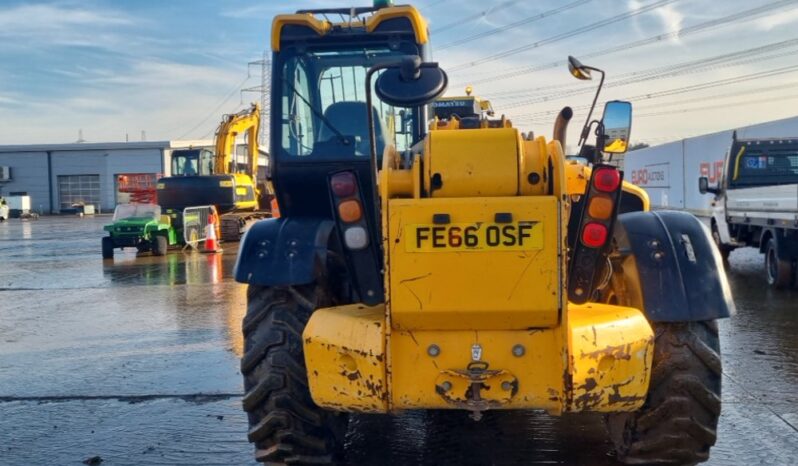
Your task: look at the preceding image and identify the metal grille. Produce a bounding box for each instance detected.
[182,205,217,249]
[57,174,100,210]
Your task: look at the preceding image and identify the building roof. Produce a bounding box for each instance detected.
[0,140,213,153]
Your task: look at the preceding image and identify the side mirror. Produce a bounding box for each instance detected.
[568,55,592,81]
[601,100,632,154]
[374,56,448,108]
[698,177,709,194]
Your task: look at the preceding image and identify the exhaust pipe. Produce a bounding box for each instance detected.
[552,106,573,150]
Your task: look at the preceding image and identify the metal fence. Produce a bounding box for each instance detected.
[182,205,217,249]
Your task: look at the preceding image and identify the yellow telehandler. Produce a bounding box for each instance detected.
[234,3,734,464]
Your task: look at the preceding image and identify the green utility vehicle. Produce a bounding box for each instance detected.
[102,203,177,259]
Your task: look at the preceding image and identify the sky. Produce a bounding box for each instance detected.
[0,0,797,151]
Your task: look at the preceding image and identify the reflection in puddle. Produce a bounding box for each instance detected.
[101,249,236,287]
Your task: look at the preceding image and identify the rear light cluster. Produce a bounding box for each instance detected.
[330,171,369,250]
[568,165,623,304]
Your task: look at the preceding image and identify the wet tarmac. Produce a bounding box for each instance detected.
[1,216,796,465]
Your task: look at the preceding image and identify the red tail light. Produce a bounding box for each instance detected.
[331,172,357,197]
[581,222,608,248]
[593,167,620,192]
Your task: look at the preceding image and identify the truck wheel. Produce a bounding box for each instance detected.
[765,238,792,288]
[607,321,721,465]
[711,223,731,262]
[102,237,114,259]
[152,235,168,256]
[241,285,347,464]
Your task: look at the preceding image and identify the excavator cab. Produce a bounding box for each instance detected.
[170,149,214,177]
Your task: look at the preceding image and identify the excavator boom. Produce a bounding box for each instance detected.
[214,103,261,178]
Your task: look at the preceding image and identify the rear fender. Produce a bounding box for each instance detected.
[234,217,334,286]
[614,211,736,322]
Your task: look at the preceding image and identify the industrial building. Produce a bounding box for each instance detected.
[624,115,798,215]
[0,140,269,214]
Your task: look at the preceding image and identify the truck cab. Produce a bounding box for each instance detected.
[700,136,798,287]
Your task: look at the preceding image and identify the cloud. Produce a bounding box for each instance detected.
[0,3,135,49]
[754,8,798,31]
[84,60,242,89]
[655,4,684,42]
[220,0,345,19]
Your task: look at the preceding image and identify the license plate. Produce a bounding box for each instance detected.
[405,222,543,252]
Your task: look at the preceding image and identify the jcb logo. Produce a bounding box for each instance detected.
[699,161,724,183]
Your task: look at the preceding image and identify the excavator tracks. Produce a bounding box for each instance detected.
[220,212,270,242]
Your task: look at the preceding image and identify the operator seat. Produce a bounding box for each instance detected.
[317,101,388,159]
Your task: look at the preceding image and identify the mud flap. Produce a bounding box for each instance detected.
[234,217,334,286]
[614,211,736,322]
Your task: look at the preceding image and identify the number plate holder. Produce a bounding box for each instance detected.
[404,222,543,252]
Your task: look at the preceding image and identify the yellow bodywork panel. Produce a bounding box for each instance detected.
[303,304,388,412]
[271,14,332,51]
[304,302,653,414]
[567,304,654,412]
[390,328,564,413]
[272,6,428,52]
[387,196,561,330]
[365,6,429,45]
[426,128,519,198]
[565,161,650,211]
[232,173,258,210]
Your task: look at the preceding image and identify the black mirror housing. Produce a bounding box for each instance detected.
[374,57,448,108]
[698,176,721,196]
[601,100,632,154]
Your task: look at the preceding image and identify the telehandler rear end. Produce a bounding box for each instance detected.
[234,4,734,464]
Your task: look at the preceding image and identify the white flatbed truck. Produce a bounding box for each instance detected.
[700,135,798,288]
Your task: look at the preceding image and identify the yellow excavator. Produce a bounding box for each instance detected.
[157,103,271,241]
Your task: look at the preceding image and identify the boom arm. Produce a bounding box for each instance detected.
[214,103,261,178]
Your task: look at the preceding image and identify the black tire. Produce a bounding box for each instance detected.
[102,236,114,259]
[710,223,731,262]
[152,235,168,256]
[241,285,347,464]
[765,238,792,289]
[607,321,721,465]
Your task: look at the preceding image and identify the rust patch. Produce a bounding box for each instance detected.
[582,343,633,361]
[345,370,362,381]
[579,377,597,392]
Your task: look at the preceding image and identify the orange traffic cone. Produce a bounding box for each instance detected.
[203,211,221,253]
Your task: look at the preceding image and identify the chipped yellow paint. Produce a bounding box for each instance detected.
[303,304,387,412]
[302,97,654,416]
[306,302,653,414]
[566,303,654,412]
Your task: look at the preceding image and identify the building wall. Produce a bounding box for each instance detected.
[0,152,50,213]
[49,148,163,212]
[625,115,798,215]
[0,144,167,213]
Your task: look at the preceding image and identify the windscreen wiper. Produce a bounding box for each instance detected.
[285,80,349,145]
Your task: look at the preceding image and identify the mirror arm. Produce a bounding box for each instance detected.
[577,66,605,147]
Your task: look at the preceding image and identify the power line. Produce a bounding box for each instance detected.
[455,0,798,86]
[431,0,521,34]
[489,38,798,100]
[515,80,798,122]
[435,0,591,51]
[447,0,679,72]
[512,66,798,125]
[501,42,798,109]
[177,73,252,140]
[635,92,798,118]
